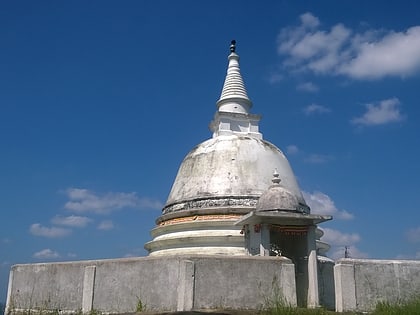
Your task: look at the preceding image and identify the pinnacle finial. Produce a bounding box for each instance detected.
[230,40,236,53]
[272,169,281,185]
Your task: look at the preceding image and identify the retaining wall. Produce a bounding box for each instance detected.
[334,258,420,312]
[6,255,296,314]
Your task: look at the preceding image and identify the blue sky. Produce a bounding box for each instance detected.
[2,0,420,302]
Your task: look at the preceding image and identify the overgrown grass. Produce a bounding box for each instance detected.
[262,298,420,314]
[371,297,420,315]
[262,305,359,315]
[262,304,331,315]
[261,296,338,315]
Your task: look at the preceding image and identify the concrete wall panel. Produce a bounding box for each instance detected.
[91,257,181,312]
[6,255,296,314]
[335,259,420,313]
[7,262,85,312]
[318,257,335,310]
[192,256,296,310]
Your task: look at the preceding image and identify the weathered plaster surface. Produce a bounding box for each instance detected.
[335,258,420,312]
[6,255,296,314]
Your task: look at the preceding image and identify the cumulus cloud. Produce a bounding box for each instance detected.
[97,220,114,231]
[321,227,368,259]
[51,215,92,228]
[29,223,71,238]
[351,98,405,126]
[303,191,353,220]
[340,27,420,79]
[277,12,420,79]
[286,144,299,155]
[322,227,360,245]
[64,188,162,214]
[297,82,319,92]
[33,249,60,259]
[303,103,331,115]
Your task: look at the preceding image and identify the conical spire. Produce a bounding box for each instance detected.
[216,40,252,114]
[210,41,262,139]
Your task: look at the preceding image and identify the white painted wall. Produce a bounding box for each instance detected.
[335,258,420,312]
[6,255,296,314]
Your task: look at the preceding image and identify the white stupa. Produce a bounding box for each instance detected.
[145,41,322,256]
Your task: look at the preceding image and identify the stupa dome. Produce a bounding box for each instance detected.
[145,41,310,256]
[163,136,307,216]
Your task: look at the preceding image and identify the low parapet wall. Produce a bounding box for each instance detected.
[6,255,296,314]
[317,256,335,310]
[334,258,420,312]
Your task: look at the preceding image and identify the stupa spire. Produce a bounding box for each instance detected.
[272,169,281,185]
[216,40,252,114]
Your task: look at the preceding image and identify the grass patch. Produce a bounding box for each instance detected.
[262,305,361,314]
[262,305,331,314]
[261,296,420,314]
[371,297,420,315]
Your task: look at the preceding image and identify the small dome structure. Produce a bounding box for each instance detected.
[256,171,305,212]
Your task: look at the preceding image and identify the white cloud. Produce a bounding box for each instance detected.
[33,249,60,260]
[351,98,404,126]
[29,223,71,238]
[321,228,368,259]
[303,191,354,220]
[340,27,420,79]
[303,103,331,115]
[300,12,320,29]
[303,154,334,164]
[297,82,319,92]
[64,188,162,214]
[51,215,92,228]
[97,220,114,231]
[322,227,360,245]
[406,226,420,243]
[286,144,299,155]
[278,12,420,79]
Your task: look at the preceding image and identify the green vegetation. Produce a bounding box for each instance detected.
[261,297,420,314]
[371,297,420,315]
[262,305,330,314]
[4,297,420,314]
[136,298,145,312]
[87,309,102,315]
[261,305,355,315]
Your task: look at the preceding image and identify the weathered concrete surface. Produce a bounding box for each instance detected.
[334,258,420,313]
[192,256,296,310]
[317,257,335,311]
[6,255,296,314]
